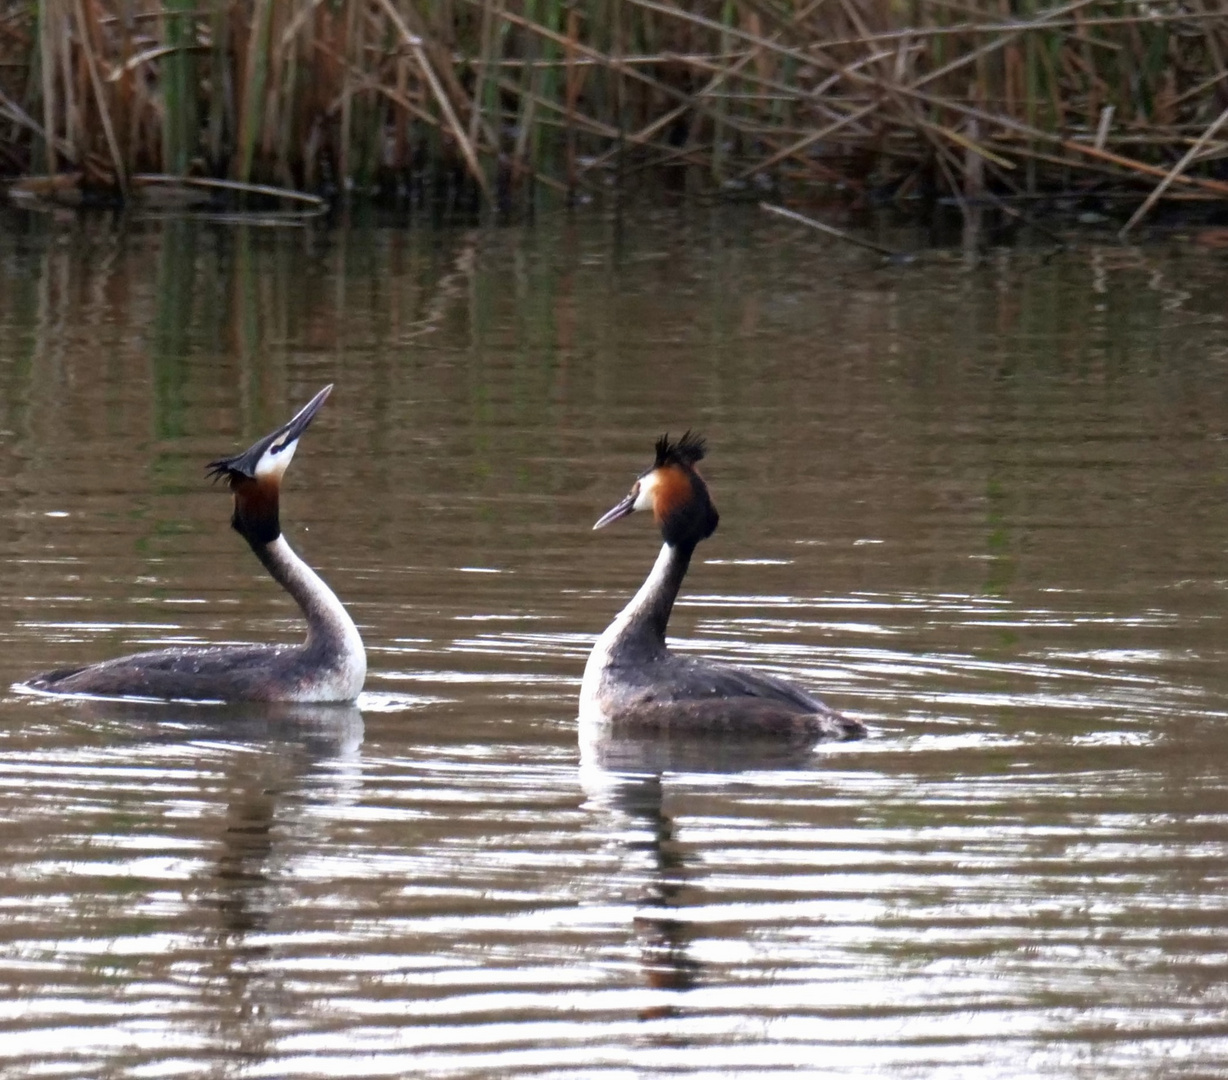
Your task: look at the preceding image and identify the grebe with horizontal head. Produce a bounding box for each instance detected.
[580,433,864,740]
[24,386,365,703]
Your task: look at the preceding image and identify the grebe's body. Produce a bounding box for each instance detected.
[580,433,864,741]
[25,386,365,703]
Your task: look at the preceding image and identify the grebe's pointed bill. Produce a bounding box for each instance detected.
[592,470,659,530]
[593,492,637,530]
[206,384,333,485]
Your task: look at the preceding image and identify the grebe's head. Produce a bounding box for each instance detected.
[206,385,332,546]
[593,431,719,548]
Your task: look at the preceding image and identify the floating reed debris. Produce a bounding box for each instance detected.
[1,0,1226,220]
[760,201,909,260]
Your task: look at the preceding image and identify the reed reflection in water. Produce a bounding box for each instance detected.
[1,212,1228,1077]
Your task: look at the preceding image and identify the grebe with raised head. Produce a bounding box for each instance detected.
[580,432,865,740]
[24,385,365,703]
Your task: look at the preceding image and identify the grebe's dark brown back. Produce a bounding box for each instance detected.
[580,432,864,741]
[23,386,365,703]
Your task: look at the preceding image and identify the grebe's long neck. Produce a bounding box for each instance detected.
[601,540,695,661]
[251,535,365,668]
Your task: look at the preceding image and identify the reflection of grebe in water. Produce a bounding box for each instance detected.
[581,767,700,1011]
[24,386,365,703]
[580,727,849,1025]
[198,702,364,936]
[581,432,865,740]
[168,699,362,1062]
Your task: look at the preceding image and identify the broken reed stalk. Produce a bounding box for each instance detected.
[1120,104,1228,237]
[760,200,907,259]
[0,0,1226,224]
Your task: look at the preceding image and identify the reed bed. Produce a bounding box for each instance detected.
[2,0,1227,225]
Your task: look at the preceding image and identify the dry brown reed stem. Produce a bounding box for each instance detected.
[374,0,492,201]
[1,0,1226,220]
[484,4,787,156]
[1121,105,1228,236]
[737,0,1103,178]
[74,0,126,195]
[134,173,327,208]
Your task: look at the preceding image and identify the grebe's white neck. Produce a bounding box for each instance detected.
[612,541,691,648]
[253,535,366,698]
[582,539,694,699]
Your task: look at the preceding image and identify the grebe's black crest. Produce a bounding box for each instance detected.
[205,457,241,485]
[654,430,707,470]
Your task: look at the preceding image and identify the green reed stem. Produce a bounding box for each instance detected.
[162,0,198,175]
[236,0,273,186]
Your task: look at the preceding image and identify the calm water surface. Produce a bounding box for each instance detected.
[1,213,1228,1078]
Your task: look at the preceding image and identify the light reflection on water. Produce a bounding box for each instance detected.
[2,213,1228,1077]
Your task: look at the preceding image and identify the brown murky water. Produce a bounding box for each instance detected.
[2,211,1228,1078]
